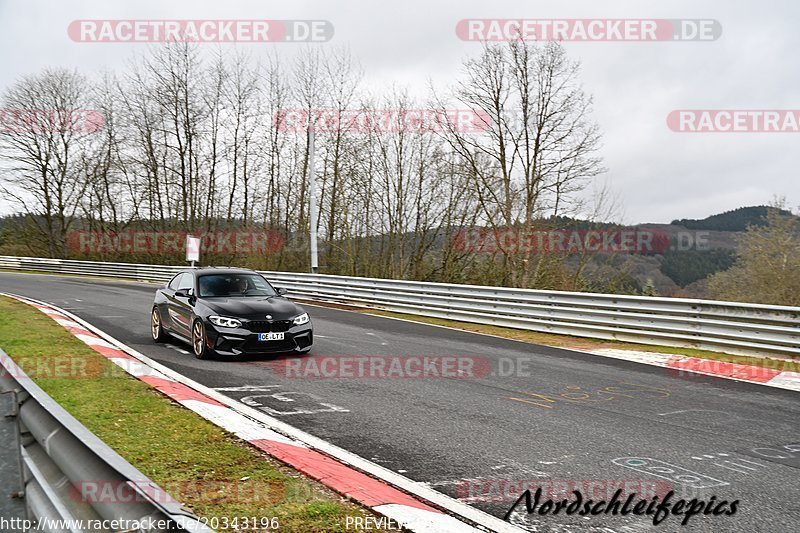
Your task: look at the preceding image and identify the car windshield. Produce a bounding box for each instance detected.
[197,273,277,298]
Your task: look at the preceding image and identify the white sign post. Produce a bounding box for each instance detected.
[186,235,200,267]
[308,128,319,273]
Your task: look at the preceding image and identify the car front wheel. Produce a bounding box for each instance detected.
[192,320,214,360]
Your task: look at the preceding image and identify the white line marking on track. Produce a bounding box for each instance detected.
[166,345,190,355]
[181,400,303,444]
[241,392,350,416]
[658,409,720,416]
[714,461,762,474]
[214,385,282,392]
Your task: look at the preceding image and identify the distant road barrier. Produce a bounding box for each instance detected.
[1,255,798,357]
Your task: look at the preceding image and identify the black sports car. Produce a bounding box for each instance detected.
[150,267,312,359]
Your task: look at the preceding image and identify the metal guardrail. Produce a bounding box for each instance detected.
[0,347,215,533]
[1,255,799,357]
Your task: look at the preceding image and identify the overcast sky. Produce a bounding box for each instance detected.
[0,0,797,224]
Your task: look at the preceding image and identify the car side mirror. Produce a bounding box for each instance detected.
[175,288,192,298]
[276,287,288,296]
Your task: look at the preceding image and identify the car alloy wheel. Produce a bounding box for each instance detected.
[151,308,168,342]
[192,320,212,359]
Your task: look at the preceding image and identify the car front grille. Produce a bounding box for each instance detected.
[242,337,296,353]
[245,319,292,333]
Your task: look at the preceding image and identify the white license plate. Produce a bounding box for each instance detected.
[258,332,284,341]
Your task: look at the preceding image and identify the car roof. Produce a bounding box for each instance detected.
[188,268,260,277]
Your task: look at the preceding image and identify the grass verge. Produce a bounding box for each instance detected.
[0,296,400,532]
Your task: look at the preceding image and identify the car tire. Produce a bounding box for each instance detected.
[151,307,170,342]
[192,320,214,360]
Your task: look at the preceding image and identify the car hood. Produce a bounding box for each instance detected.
[202,297,303,320]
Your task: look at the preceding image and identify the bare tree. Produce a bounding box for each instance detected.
[0,40,618,292]
[436,40,604,288]
[318,48,361,270]
[0,68,97,256]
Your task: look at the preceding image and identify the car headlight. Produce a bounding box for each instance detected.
[293,312,309,326]
[209,316,242,328]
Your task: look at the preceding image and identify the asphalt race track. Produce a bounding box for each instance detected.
[1,272,798,533]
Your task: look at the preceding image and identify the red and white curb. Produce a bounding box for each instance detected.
[3,293,523,533]
[586,348,800,392]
